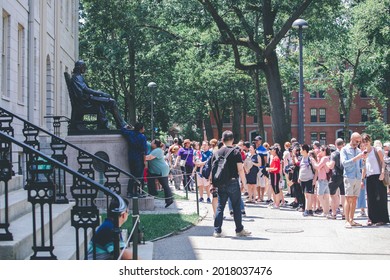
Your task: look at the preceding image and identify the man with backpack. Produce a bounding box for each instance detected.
[327,138,345,219]
[210,130,251,238]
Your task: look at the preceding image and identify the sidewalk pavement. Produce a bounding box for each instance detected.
[133,185,209,260]
[137,185,390,260]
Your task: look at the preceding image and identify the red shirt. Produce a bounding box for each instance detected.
[270,156,281,174]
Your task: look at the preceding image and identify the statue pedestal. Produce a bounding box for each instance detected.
[65,133,154,210]
[65,134,129,183]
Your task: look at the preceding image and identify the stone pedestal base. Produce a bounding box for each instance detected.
[128,196,155,211]
[64,133,155,210]
[65,133,130,195]
[95,196,155,211]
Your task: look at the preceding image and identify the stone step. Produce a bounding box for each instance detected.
[41,220,92,260]
[0,175,24,196]
[0,203,73,259]
[0,188,31,222]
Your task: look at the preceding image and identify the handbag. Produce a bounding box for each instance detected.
[383,169,390,186]
[373,148,389,186]
[244,155,254,171]
[179,150,190,167]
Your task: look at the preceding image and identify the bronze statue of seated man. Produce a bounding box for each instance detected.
[70,60,128,130]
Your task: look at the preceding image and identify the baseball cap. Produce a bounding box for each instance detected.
[254,136,262,141]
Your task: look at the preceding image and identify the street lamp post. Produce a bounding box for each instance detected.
[147,82,157,140]
[292,19,308,144]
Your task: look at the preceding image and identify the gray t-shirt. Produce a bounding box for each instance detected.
[298,156,314,182]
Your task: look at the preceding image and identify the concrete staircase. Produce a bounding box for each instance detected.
[0,175,88,260]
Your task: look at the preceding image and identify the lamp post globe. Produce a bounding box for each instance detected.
[292,19,308,144]
[147,82,157,140]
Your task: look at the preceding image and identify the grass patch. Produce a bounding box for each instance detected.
[101,213,199,241]
[133,213,199,241]
[143,188,188,200]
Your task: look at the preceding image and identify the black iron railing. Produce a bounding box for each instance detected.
[0,131,126,259]
[0,106,142,260]
[0,107,141,203]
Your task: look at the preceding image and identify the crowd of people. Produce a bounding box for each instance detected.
[163,131,390,232]
[120,123,390,234]
[90,128,390,258]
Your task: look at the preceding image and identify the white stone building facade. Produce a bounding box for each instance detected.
[1,0,79,136]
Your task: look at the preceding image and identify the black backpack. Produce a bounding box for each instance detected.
[201,156,213,179]
[211,147,236,187]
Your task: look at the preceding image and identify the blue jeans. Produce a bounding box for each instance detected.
[357,179,366,209]
[214,179,243,234]
[228,197,245,212]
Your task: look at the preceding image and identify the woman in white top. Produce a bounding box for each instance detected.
[361,133,389,226]
[283,142,293,196]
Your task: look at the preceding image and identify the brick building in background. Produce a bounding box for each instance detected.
[210,89,389,145]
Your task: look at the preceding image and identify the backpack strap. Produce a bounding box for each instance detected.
[211,147,236,184]
[216,146,236,160]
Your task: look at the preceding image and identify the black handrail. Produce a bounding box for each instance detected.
[0,107,141,200]
[0,131,127,259]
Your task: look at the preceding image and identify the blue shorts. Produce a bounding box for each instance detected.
[317,179,330,195]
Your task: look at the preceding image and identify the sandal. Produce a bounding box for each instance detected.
[351,221,362,227]
[366,221,372,226]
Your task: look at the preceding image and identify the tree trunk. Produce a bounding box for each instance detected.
[204,115,214,140]
[210,103,223,139]
[252,69,265,138]
[263,52,289,145]
[243,90,247,140]
[127,39,137,125]
[232,98,242,141]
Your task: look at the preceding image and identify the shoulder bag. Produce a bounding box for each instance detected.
[373,149,389,186]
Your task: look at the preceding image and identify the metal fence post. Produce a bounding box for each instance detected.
[132,197,139,260]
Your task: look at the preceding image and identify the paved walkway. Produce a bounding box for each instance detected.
[138,185,390,260]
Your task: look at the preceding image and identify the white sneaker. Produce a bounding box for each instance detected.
[213,231,222,238]
[357,211,366,217]
[236,229,252,237]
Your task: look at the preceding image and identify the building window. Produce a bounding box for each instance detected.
[336,129,352,141]
[360,90,368,98]
[319,132,326,145]
[66,0,70,29]
[2,11,10,98]
[310,92,317,98]
[310,108,317,122]
[253,115,258,124]
[319,108,326,122]
[17,24,25,103]
[310,132,318,143]
[318,90,325,99]
[361,108,369,122]
[340,113,345,122]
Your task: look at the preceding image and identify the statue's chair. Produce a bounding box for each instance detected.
[64,72,101,133]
